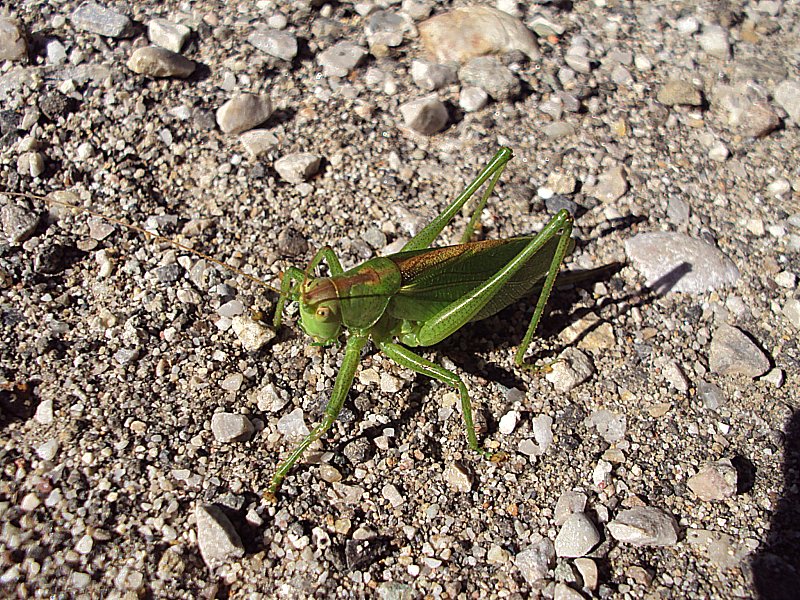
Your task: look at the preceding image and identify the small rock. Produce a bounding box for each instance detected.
[1,202,40,245]
[698,25,730,60]
[657,80,704,106]
[248,27,298,61]
[399,95,448,135]
[195,504,245,570]
[767,179,792,198]
[514,535,555,584]
[554,490,588,526]
[256,383,288,413]
[607,507,679,546]
[274,153,321,183]
[20,493,41,511]
[545,348,594,393]
[687,460,738,501]
[410,59,457,91]
[0,17,27,61]
[586,409,626,443]
[542,122,576,139]
[676,15,699,35]
[713,85,781,138]
[240,130,279,158]
[277,407,310,440]
[782,298,800,329]
[590,165,627,202]
[686,529,747,570]
[547,172,577,195]
[219,373,243,391]
[148,18,191,52]
[554,583,585,600]
[624,232,740,293]
[36,439,59,461]
[216,94,274,135]
[365,10,414,48]
[555,513,601,557]
[459,56,520,101]
[127,46,195,78]
[231,315,275,352]
[709,323,770,378]
[530,15,565,37]
[34,399,54,425]
[382,483,405,507]
[774,80,800,125]
[317,41,367,78]
[487,544,510,565]
[211,412,255,443]
[444,463,472,492]
[574,557,598,591]
[708,141,730,162]
[71,2,133,38]
[419,6,539,64]
[498,410,519,435]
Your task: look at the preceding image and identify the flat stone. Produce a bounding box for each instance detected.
[239,130,279,158]
[148,18,190,52]
[698,25,730,60]
[624,232,740,293]
[248,27,298,61]
[365,10,414,48]
[444,463,472,492]
[419,6,539,64]
[709,323,770,378]
[514,535,555,584]
[317,41,367,78]
[216,94,273,134]
[554,490,588,526]
[231,315,275,352]
[399,95,448,135]
[71,2,133,38]
[274,153,321,183]
[545,348,594,393]
[607,507,679,546]
[687,460,738,501]
[410,59,457,91]
[127,46,195,78]
[774,80,800,125]
[0,17,27,61]
[590,165,627,202]
[195,504,245,570]
[459,56,521,101]
[555,513,601,557]
[657,79,704,106]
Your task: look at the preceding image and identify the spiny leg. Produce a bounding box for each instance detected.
[377,341,503,461]
[402,147,513,252]
[265,333,368,501]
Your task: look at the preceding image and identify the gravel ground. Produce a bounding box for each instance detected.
[1,1,799,598]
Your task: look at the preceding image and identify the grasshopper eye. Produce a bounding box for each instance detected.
[316,306,331,319]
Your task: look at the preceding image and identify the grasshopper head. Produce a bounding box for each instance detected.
[299,277,342,342]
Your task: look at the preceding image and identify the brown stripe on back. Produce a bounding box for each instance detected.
[391,239,509,282]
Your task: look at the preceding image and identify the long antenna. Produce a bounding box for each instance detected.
[2,190,282,295]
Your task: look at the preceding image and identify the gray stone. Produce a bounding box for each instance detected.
[624,232,740,293]
[239,130,279,158]
[277,407,310,439]
[774,80,800,125]
[783,298,800,329]
[148,18,190,53]
[586,409,626,443]
[555,513,601,557]
[542,121,576,139]
[71,2,133,38]
[1,202,40,245]
[317,41,367,78]
[45,39,67,65]
[365,10,414,48]
[554,490,588,526]
[607,507,679,546]
[410,59,457,91]
[713,85,780,138]
[709,323,770,378]
[216,94,273,134]
[590,165,627,202]
[211,413,255,443]
[127,46,195,78]
[545,348,594,393]
[419,6,539,64]
[687,460,738,501]
[399,95,448,135]
[444,462,473,492]
[657,80,704,106]
[195,504,245,570]
[231,315,275,352]
[274,153,321,183]
[514,535,555,584]
[698,25,730,60]
[0,17,27,61]
[248,27,298,61]
[459,56,520,101]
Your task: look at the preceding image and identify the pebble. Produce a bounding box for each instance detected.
[459,56,521,101]
[687,460,738,501]
[713,85,781,138]
[382,484,405,508]
[211,413,255,442]
[607,507,679,546]
[70,572,91,589]
[410,59,457,91]
[554,490,588,526]
[20,493,41,511]
[231,315,275,352]
[498,410,518,434]
[418,6,539,64]
[574,557,598,591]
[555,513,601,557]
[676,15,700,35]
[530,15,565,37]
[782,298,800,329]
[514,534,555,584]
[545,348,594,393]
[586,409,626,443]
[317,41,367,78]
[547,172,577,195]
[767,178,792,198]
[216,94,274,135]
[45,39,67,65]
[774,271,796,288]
[219,373,244,392]
[36,439,59,461]
[1,202,39,245]
[520,414,553,456]
[399,95,448,135]
[774,80,800,124]
[256,383,288,413]
[708,141,730,162]
[589,165,627,202]
[365,10,414,48]
[148,18,190,52]
[248,27,298,61]
[34,399,54,424]
[554,583,585,600]
[542,121,576,139]
[70,2,133,38]
[709,323,770,378]
[127,46,196,78]
[444,463,473,492]
[657,80,704,106]
[240,130,279,158]
[75,534,93,555]
[195,504,245,570]
[277,407,310,439]
[698,25,731,60]
[624,232,740,293]
[686,529,747,570]
[0,17,27,61]
[697,381,725,410]
[274,153,321,183]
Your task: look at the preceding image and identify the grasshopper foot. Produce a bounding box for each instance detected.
[475,448,507,463]
[519,358,563,374]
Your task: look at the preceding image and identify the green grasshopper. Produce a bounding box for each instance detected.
[10,147,574,502]
[264,147,574,499]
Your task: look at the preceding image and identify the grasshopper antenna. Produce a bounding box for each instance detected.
[2,190,282,295]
